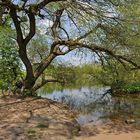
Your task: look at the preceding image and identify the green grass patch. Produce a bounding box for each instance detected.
[36,123,49,129]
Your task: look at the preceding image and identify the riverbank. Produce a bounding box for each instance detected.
[74,118,140,140]
[75,132,140,140]
[0,96,140,140]
[0,96,80,140]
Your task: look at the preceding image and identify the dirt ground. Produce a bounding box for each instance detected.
[74,121,140,140]
[74,132,140,140]
[0,96,140,140]
[0,96,80,140]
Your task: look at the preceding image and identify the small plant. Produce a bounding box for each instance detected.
[27,129,36,139]
[37,123,49,129]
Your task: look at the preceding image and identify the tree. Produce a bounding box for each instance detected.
[0,23,22,94]
[0,0,139,95]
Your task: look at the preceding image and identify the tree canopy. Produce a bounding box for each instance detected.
[0,0,139,95]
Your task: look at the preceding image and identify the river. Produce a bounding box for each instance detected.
[38,87,140,127]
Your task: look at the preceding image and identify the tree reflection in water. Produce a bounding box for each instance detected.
[39,87,140,126]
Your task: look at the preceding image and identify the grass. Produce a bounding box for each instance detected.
[36,123,49,129]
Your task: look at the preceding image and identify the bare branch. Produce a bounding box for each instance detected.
[58,23,70,40]
[24,8,36,45]
[9,8,24,46]
[51,9,64,40]
[52,40,140,69]
[34,53,56,79]
[79,43,140,69]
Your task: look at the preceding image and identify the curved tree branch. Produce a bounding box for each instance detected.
[52,39,140,69]
[33,79,63,91]
[51,8,64,41]
[9,8,24,46]
[24,8,36,45]
[34,53,56,79]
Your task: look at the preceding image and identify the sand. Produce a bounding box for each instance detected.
[75,132,140,140]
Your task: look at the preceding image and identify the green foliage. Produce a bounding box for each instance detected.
[45,64,76,85]
[0,0,140,95]
[0,24,22,91]
[39,83,63,95]
[96,58,140,94]
[112,82,140,94]
[28,34,49,64]
[74,64,102,86]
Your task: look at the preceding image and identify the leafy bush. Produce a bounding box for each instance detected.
[111,82,140,94]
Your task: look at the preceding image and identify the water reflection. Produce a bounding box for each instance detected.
[39,87,140,126]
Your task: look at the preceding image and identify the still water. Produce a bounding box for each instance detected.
[39,87,140,126]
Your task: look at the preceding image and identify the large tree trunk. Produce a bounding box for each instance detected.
[9,7,37,96]
[20,81,35,96]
